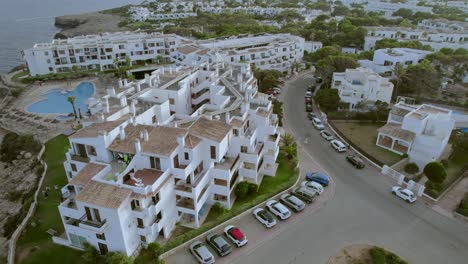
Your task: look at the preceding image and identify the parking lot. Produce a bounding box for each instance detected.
[164,146,336,264]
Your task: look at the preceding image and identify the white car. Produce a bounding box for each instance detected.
[252,208,277,228]
[190,241,215,264]
[301,180,324,195]
[305,91,313,98]
[223,225,248,247]
[330,140,346,152]
[320,130,333,141]
[273,87,281,94]
[392,186,417,203]
[266,200,291,220]
[280,193,305,212]
[312,118,324,130]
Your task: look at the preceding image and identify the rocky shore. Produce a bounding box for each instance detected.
[54,11,129,38]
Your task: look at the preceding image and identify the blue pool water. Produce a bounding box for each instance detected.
[27,82,94,114]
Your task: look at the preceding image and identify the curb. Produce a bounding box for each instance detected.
[8,144,47,264]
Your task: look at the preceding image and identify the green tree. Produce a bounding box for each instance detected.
[82,243,103,264]
[306,46,340,62]
[393,63,409,98]
[234,181,252,199]
[404,162,419,174]
[424,162,447,184]
[67,95,77,119]
[316,55,358,86]
[314,88,341,112]
[399,60,440,98]
[280,133,295,147]
[392,8,413,19]
[105,252,133,264]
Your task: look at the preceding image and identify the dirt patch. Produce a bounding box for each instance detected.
[328,244,373,264]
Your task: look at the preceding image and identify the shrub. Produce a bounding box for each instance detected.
[6,190,23,202]
[0,132,41,162]
[105,252,133,264]
[234,181,258,199]
[147,242,161,258]
[82,243,103,263]
[369,247,386,264]
[423,161,447,184]
[441,159,449,168]
[404,162,419,174]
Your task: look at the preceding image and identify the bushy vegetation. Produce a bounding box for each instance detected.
[424,161,447,184]
[314,88,341,112]
[404,162,419,174]
[369,246,408,264]
[456,193,468,217]
[0,132,41,162]
[272,100,284,127]
[234,181,258,199]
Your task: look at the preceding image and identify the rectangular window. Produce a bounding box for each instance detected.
[169,98,175,105]
[93,208,101,222]
[96,233,106,240]
[150,157,161,170]
[85,207,92,221]
[210,146,216,159]
[70,163,77,172]
[173,155,179,168]
[140,235,146,242]
[184,152,189,160]
[98,243,108,255]
[152,193,160,205]
[241,146,248,153]
[137,218,144,228]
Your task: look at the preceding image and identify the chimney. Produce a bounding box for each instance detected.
[225,111,231,124]
[134,139,141,153]
[104,97,110,113]
[118,78,124,88]
[123,79,128,87]
[241,102,249,114]
[237,73,243,84]
[119,126,125,140]
[120,96,128,107]
[130,100,137,115]
[144,73,151,84]
[177,135,185,148]
[136,83,141,93]
[143,129,149,141]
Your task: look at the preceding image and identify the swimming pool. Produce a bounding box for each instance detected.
[27,82,94,115]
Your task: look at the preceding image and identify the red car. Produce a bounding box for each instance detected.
[223,225,248,247]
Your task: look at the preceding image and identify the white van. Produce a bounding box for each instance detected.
[330,140,347,152]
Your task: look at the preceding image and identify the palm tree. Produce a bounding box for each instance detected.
[67,96,77,119]
[280,133,295,147]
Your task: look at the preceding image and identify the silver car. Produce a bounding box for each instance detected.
[190,240,215,264]
[280,193,305,212]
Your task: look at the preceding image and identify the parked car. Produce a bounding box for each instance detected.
[305,91,313,98]
[291,187,317,203]
[391,186,417,203]
[273,87,281,94]
[306,103,313,112]
[190,241,215,264]
[308,112,317,120]
[312,118,324,130]
[346,155,365,169]
[253,208,277,228]
[306,171,330,186]
[320,130,333,141]
[224,225,248,247]
[266,200,291,220]
[315,77,323,83]
[301,180,324,195]
[330,139,346,152]
[206,232,232,257]
[307,86,315,92]
[280,193,305,212]
[305,97,312,104]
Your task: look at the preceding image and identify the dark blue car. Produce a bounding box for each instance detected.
[306,172,329,186]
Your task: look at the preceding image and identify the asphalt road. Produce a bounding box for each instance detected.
[233,73,468,264]
[166,73,468,264]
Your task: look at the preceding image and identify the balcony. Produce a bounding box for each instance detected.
[214,155,240,171]
[78,215,108,232]
[70,154,89,163]
[177,197,195,210]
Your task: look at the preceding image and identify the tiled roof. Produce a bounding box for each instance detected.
[189,117,231,142]
[108,124,154,154]
[70,120,124,138]
[184,134,202,149]
[70,162,107,186]
[141,126,187,156]
[76,181,132,209]
[378,123,416,142]
[390,106,411,117]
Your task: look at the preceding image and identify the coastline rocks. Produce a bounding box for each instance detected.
[53,12,129,38]
[54,16,87,29]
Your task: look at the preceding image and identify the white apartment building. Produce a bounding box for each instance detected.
[363,0,433,18]
[54,62,280,256]
[359,48,433,76]
[331,67,394,110]
[172,33,312,72]
[129,7,152,21]
[417,19,468,33]
[24,32,312,75]
[364,26,468,51]
[22,32,182,76]
[376,103,454,167]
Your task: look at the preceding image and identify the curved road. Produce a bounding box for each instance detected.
[233,73,468,264]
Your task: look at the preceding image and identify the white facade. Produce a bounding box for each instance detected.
[376,103,455,167]
[358,48,433,76]
[331,67,394,110]
[364,26,468,51]
[55,62,280,256]
[24,32,311,75]
[22,32,182,76]
[363,1,433,18]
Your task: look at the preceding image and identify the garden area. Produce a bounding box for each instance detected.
[328,244,407,264]
[330,121,404,166]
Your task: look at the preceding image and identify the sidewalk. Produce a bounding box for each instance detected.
[433,172,468,218]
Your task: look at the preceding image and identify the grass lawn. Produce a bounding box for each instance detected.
[333,121,403,166]
[431,149,468,198]
[15,135,83,264]
[11,71,28,82]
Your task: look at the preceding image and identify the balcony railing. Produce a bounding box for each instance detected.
[177,198,195,210]
[70,154,89,163]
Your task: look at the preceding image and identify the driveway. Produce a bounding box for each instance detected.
[166,73,468,264]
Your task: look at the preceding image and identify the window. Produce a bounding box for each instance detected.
[233,129,239,136]
[184,152,189,160]
[98,243,108,255]
[169,98,175,105]
[44,51,49,56]
[210,146,216,159]
[96,233,106,240]
[241,146,248,153]
[137,218,144,228]
[93,208,101,222]
[85,207,92,221]
[140,235,146,242]
[152,193,160,205]
[150,156,161,170]
[70,163,77,172]
[152,115,157,123]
